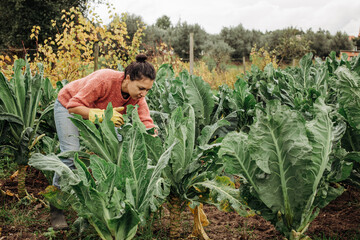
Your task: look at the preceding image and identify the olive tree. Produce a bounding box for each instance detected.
[305,29,332,59]
[220,24,264,60]
[167,21,208,60]
[203,36,234,72]
[155,15,172,30]
[330,31,354,55]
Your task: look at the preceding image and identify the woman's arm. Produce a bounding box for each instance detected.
[68,106,91,119]
[137,98,155,129]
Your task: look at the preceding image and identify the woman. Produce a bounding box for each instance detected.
[51,54,156,229]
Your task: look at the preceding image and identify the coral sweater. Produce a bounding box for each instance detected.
[57,69,155,129]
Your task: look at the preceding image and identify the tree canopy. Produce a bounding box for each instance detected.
[156,15,172,30]
[220,24,263,60]
[0,0,93,56]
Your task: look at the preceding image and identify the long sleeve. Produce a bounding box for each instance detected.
[65,74,106,109]
[137,97,155,129]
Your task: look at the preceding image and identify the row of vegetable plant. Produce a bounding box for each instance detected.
[146,52,360,239]
[1,51,359,239]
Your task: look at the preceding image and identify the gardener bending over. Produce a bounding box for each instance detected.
[52,54,156,229]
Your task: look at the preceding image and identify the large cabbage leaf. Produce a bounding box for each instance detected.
[218,131,260,192]
[219,99,342,239]
[334,66,360,130]
[249,101,312,230]
[69,103,120,164]
[185,75,214,131]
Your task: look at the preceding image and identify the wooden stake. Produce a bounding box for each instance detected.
[190,33,194,75]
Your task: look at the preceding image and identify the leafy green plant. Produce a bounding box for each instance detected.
[0,156,17,179]
[246,53,330,115]
[147,64,254,239]
[29,104,175,240]
[219,99,346,239]
[333,66,360,187]
[0,58,52,197]
[148,63,246,141]
[42,227,58,240]
[213,77,256,134]
[163,105,251,239]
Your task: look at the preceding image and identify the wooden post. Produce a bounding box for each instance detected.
[190,33,194,75]
[94,42,99,71]
[243,56,246,75]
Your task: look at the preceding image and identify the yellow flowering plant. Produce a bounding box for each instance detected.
[0,4,144,85]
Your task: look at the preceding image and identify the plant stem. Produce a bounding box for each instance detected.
[346,128,356,152]
[169,194,181,239]
[18,164,27,198]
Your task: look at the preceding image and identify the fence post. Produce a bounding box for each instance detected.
[243,56,246,75]
[94,42,99,71]
[189,32,194,75]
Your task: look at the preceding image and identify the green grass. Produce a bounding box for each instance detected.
[226,63,243,69]
[0,199,100,239]
[0,201,47,228]
[237,219,256,239]
[0,156,17,179]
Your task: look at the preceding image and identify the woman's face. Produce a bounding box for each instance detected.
[122,75,154,100]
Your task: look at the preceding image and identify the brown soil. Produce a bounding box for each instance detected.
[1,167,359,240]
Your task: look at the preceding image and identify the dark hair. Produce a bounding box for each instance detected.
[124,54,156,81]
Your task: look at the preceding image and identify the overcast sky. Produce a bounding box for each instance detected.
[91,0,360,36]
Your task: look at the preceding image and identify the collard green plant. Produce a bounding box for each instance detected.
[213,78,256,134]
[334,66,360,187]
[147,65,255,238]
[252,53,331,115]
[0,58,52,197]
[146,64,187,114]
[29,104,175,240]
[148,64,240,141]
[163,105,251,239]
[334,66,360,131]
[69,103,122,164]
[325,51,360,76]
[219,99,346,239]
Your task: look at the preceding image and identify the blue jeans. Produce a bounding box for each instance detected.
[53,99,79,188]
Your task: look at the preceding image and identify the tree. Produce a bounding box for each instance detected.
[168,21,208,60]
[142,25,168,55]
[305,29,332,59]
[121,12,146,43]
[262,29,284,51]
[203,36,234,72]
[155,15,172,30]
[330,31,354,55]
[353,36,360,50]
[273,27,311,64]
[0,0,93,57]
[220,24,264,60]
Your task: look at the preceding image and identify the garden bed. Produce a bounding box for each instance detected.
[1,167,359,239]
